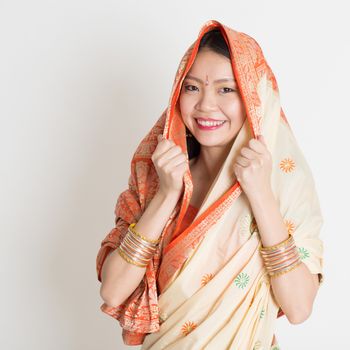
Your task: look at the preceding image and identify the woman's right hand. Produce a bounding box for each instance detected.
[151,134,189,196]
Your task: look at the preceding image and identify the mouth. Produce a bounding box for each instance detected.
[195,118,227,131]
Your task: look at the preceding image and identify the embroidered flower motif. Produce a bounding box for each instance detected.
[234,272,250,289]
[260,308,265,319]
[201,273,214,287]
[279,158,296,173]
[239,213,258,238]
[181,321,197,336]
[284,219,295,235]
[298,247,310,260]
[253,340,262,349]
[239,213,252,238]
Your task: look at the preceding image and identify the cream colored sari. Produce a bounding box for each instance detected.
[96,19,324,350]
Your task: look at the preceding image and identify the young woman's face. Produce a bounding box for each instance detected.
[179,48,246,148]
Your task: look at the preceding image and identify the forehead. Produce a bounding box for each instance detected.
[185,49,235,80]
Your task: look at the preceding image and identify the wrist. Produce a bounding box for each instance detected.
[156,187,182,202]
[246,185,274,205]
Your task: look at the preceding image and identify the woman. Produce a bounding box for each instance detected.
[96,20,324,349]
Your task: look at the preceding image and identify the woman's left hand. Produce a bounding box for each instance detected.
[233,134,273,199]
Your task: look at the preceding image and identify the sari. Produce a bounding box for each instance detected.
[96,19,324,349]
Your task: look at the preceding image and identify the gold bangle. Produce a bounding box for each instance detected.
[117,246,149,268]
[260,234,293,252]
[129,223,161,245]
[128,229,158,251]
[120,233,153,262]
[269,259,302,278]
[262,243,298,267]
[124,233,156,256]
[260,237,302,277]
[128,227,158,249]
[260,240,295,257]
[263,247,299,267]
[121,237,153,263]
[267,254,301,272]
[119,242,150,264]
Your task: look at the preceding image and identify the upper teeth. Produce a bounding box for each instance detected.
[197,119,225,126]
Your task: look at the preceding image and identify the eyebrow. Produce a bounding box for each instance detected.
[184,75,236,84]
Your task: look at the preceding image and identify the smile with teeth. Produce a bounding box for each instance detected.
[197,119,225,126]
[195,118,227,130]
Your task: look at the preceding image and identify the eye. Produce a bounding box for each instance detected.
[220,87,236,93]
[183,84,198,92]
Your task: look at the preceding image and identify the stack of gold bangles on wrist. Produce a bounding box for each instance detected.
[259,233,302,278]
[117,223,160,268]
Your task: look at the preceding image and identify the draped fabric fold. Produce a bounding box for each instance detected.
[96,19,324,349]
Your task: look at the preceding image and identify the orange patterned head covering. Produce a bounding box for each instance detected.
[96,19,324,346]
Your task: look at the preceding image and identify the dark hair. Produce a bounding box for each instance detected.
[185,29,231,160]
[198,28,230,59]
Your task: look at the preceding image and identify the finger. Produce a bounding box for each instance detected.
[162,145,183,161]
[164,152,187,168]
[235,155,250,167]
[257,134,266,145]
[240,146,257,160]
[233,163,243,181]
[247,137,265,154]
[157,134,164,142]
[153,140,174,163]
[157,142,182,164]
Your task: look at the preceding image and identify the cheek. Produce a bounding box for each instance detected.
[222,98,246,122]
[179,95,192,127]
[179,94,195,115]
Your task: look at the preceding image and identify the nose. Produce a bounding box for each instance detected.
[195,88,218,112]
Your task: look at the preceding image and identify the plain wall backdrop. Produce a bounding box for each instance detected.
[1,0,349,349]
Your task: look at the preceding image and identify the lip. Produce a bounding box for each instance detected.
[196,117,225,122]
[195,118,226,131]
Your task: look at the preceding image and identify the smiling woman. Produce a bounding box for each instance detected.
[180,49,245,134]
[96,20,324,350]
[179,29,247,183]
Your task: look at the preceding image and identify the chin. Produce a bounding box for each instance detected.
[197,131,239,146]
[194,135,227,147]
